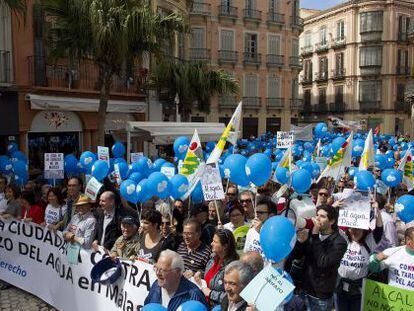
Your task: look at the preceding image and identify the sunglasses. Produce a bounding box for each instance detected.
[227,193,237,196]
[240,199,250,203]
[256,211,269,215]
[318,192,329,197]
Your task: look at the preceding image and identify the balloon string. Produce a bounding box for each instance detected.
[253,263,272,305]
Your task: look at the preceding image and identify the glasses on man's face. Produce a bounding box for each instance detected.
[68,184,78,188]
[162,221,171,226]
[256,210,269,215]
[240,199,250,204]
[183,231,195,236]
[174,205,183,209]
[227,193,237,196]
[153,266,178,275]
[318,192,329,197]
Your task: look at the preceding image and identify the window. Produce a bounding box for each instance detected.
[245,33,258,54]
[244,74,258,97]
[319,88,327,106]
[245,0,257,10]
[398,15,410,34]
[304,90,311,106]
[397,50,409,68]
[268,75,282,98]
[0,4,12,51]
[268,34,281,55]
[243,118,258,139]
[336,20,345,40]
[335,86,344,103]
[191,28,206,48]
[191,116,205,122]
[219,117,231,124]
[269,0,280,12]
[304,60,313,80]
[292,78,299,99]
[397,84,405,101]
[266,118,281,133]
[304,31,312,48]
[360,11,383,33]
[319,56,328,77]
[359,81,381,102]
[292,38,299,57]
[335,52,344,70]
[319,27,327,45]
[359,46,382,67]
[221,29,235,51]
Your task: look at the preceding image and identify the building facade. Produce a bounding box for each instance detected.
[299,0,414,135]
[188,0,304,138]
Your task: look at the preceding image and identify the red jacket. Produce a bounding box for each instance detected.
[21,204,45,224]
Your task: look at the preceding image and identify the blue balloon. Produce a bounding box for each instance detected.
[169,174,189,200]
[348,167,359,178]
[191,182,204,203]
[142,303,167,311]
[223,154,249,186]
[80,151,97,172]
[352,139,365,157]
[315,122,328,138]
[260,216,296,262]
[11,151,27,163]
[275,167,290,184]
[206,141,216,153]
[12,160,27,177]
[264,149,273,158]
[173,136,190,157]
[120,179,137,203]
[311,163,320,178]
[355,170,375,191]
[64,154,78,175]
[245,153,272,186]
[7,142,18,154]
[147,172,170,199]
[114,157,127,165]
[396,195,414,223]
[115,161,129,180]
[0,156,12,174]
[136,179,152,203]
[129,172,144,183]
[152,158,167,171]
[178,300,208,311]
[298,162,313,177]
[381,169,402,187]
[292,169,312,194]
[386,157,395,168]
[211,305,222,311]
[112,141,126,158]
[15,174,28,186]
[91,160,109,181]
[375,154,387,170]
[136,157,153,177]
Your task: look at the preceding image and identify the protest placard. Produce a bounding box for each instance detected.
[277,131,294,149]
[362,279,414,311]
[113,163,122,185]
[44,153,64,180]
[338,191,371,229]
[201,163,225,201]
[240,264,295,311]
[161,166,175,179]
[130,152,143,163]
[314,156,328,171]
[97,146,110,165]
[85,177,103,201]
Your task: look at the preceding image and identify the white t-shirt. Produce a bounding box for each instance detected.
[44,204,67,226]
[0,192,7,213]
[380,246,414,290]
[161,288,175,308]
[338,233,377,280]
[375,210,398,252]
[243,227,263,256]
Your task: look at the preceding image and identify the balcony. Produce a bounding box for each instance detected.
[396,66,410,76]
[243,52,261,66]
[219,96,238,109]
[289,56,301,68]
[267,12,284,25]
[0,50,12,84]
[359,100,381,112]
[290,99,303,109]
[332,37,346,49]
[395,101,410,113]
[315,71,328,83]
[218,5,237,19]
[27,55,145,94]
[332,68,346,80]
[242,97,261,109]
[266,98,284,109]
[409,23,414,42]
[243,9,261,22]
[190,3,211,16]
[218,50,238,64]
[360,64,381,76]
[300,74,313,85]
[398,32,408,42]
[315,42,329,53]
[291,16,304,30]
[330,101,345,112]
[266,54,284,67]
[189,48,211,61]
[301,46,313,57]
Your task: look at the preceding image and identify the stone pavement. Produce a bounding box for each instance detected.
[0,280,58,311]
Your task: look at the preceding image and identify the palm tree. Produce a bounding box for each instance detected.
[149,59,239,120]
[42,0,185,146]
[1,0,26,19]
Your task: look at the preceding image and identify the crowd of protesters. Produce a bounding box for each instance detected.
[1,141,414,311]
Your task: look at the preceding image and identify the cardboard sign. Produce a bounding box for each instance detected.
[44,153,64,179]
[161,166,175,179]
[85,177,103,201]
[97,146,110,165]
[113,163,122,185]
[338,191,371,229]
[277,131,294,149]
[201,163,225,201]
[241,265,295,311]
[130,152,143,163]
[362,279,414,311]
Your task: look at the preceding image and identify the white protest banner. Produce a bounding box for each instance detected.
[0,219,156,311]
[44,153,64,180]
[277,131,294,149]
[97,146,110,166]
[85,177,103,201]
[130,152,143,164]
[240,265,295,311]
[113,163,122,185]
[201,164,225,201]
[338,191,371,229]
[160,166,175,179]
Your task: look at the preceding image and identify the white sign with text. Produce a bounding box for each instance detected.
[338,191,371,229]
[44,153,64,179]
[201,164,225,201]
[277,131,294,149]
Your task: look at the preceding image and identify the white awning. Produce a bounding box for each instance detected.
[26,94,146,113]
[126,121,225,144]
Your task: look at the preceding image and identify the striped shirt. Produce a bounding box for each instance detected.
[177,242,211,273]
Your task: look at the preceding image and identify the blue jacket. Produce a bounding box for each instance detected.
[144,276,209,311]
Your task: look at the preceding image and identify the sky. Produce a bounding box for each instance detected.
[300,0,346,10]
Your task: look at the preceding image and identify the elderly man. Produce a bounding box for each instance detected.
[110,216,140,260]
[65,177,83,226]
[240,190,255,222]
[63,195,96,249]
[93,191,138,252]
[144,250,208,310]
[240,251,264,276]
[221,260,255,311]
